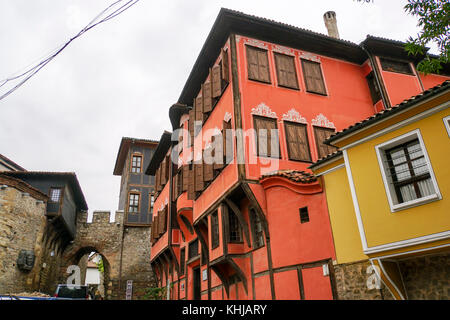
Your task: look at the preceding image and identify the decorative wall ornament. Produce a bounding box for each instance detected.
[272,45,295,56]
[282,109,307,124]
[244,38,269,50]
[224,112,232,122]
[312,113,335,128]
[251,103,278,118]
[299,52,321,63]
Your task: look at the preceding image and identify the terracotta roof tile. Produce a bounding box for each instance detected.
[261,169,317,184]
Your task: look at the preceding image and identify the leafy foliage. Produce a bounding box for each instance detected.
[140,285,172,300]
[404,0,449,74]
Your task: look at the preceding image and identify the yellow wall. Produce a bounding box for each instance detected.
[321,166,368,263]
[347,108,450,248]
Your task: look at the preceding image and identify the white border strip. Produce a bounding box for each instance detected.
[315,163,345,177]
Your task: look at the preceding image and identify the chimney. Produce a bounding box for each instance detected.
[323,11,340,39]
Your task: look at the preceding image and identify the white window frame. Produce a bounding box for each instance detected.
[443,115,450,137]
[375,129,441,212]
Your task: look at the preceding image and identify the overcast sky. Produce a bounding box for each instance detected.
[0,0,429,218]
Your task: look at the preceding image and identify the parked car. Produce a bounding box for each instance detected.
[54,284,91,300]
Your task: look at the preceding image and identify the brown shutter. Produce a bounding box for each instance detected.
[172,172,178,199]
[314,126,337,159]
[203,148,214,182]
[188,109,194,147]
[155,166,160,192]
[165,154,170,183]
[246,46,259,80]
[302,59,326,95]
[284,122,311,161]
[158,210,164,236]
[211,65,222,98]
[203,81,213,113]
[160,158,167,185]
[274,53,298,89]
[163,207,168,233]
[257,49,270,83]
[213,134,223,170]
[194,161,204,192]
[154,213,159,239]
[254,116,277,157]
[221,48,229,83]
[187,164,195,200]
[223,120,232,165]
[178,124,183,154]
[195,95,203,135]
[182,165,189,192]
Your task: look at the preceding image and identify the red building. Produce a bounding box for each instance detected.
[146,9,449,300]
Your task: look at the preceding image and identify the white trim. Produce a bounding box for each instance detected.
[364,230,450,255]
[376,258,406,300]
[315,163,345,177]
[374,129,442,213]
[343,149,369,251]
[443,115,450,137]
[338,99,449,150]
[370,243,450,260]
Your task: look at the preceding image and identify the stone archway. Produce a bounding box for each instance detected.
[59,211,124,299]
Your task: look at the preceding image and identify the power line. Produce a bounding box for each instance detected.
[0,0,140,102]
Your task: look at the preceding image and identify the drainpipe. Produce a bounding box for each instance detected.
[361,44,391,110]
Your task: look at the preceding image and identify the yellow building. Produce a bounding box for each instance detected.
[310,80,450,300]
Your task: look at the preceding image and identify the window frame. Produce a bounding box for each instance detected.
[228,210,243,244]
[249,207,265,249]
[127,191,141,214]
[131,153,143,173]
[284,121,312,162]
[299,207,310,224]
[313,125,338,160]
[245,45,271,84]
[379,57,414,75]
[49,187,63,203]
[375,129,441,212]
[273,52,299,90]
[443,115,450,137]
[210,210,220,249]
[253,115,281,159]
[300,58,327,96]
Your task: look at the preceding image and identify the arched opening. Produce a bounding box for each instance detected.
[68,247,111,300]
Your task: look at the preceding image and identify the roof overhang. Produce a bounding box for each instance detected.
[113,137,159,175]
[145,131,173,176]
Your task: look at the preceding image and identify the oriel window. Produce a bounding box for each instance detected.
[49,188,62,202]
[211,210,220,249]
[228,211,242,243]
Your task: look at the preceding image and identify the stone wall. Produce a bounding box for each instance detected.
[333,260,394,300]
[399,252,450,300]
[0,185,47,294]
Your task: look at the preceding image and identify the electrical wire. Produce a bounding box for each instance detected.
[0,0,140,102]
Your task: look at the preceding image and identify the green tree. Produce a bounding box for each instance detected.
[355,0,449,74]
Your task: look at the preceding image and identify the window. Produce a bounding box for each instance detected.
[49,188,62,202]
[249,208,264,249]
[274,53,299,89]
[246,46,271,83]
[228,211,242,243]
[149,193,154,214]
[254,116,280,158]
[211,211,220,249]
[380,57,413,75]
[188,239,199,260]
[444,116,450,137]
[128,193,140,214]
[179,248,185,276]
[376,130,441,211]
[299,207,309,223]
[314,126,338,159]
[366,72,382,104]
[301,59,326,95]
[131,154,142,173]
[284,122,311,161]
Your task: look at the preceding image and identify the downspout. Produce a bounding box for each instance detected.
[361,44,391,110]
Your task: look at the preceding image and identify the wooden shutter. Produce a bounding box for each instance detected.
[155,166,160,192]
[203,148,214,182]
[187,164,195,200]
[301,59,326,95]
[160,158,167,185]
[194,161,204,192]
[246,46,270,83]
[254,116,278,157]
[165,154,170,183]
[223,120,232,165]
[221,48,229,82]
[178,124,184,154]
[158,209,165,236]
[195,96,203,136]
[188,109,194,147]
[153,214,159,240]
[213,134,223,170]
[284,122,311,161]
[314,126,338,159]
[211,65,222,98]
[274,53,298,89]
[203,81,213,113]
[182,165,189,192]
[172,172,178,199]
